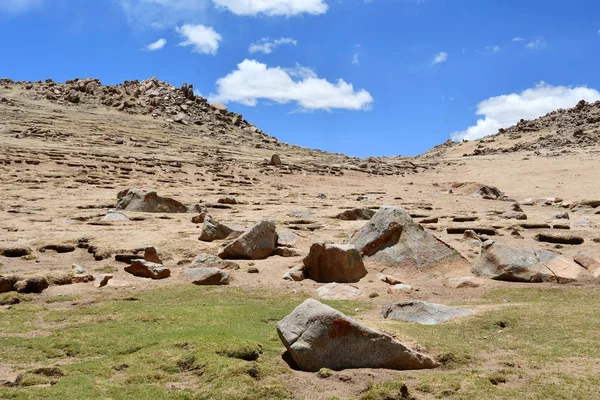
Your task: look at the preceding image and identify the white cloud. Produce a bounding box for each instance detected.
[210,59,373,111]
[117,0,210,27]
[176,24,221,55]
[526,38,546,50]
[512,37,524,42]
[452,82,600,141]
[248,37,297,54]
[213,0,328,16]
[145,38,167,51]
[352,53,360,65]
[597,29,600,35]
[433,51,448,64]
[0,0,43,14]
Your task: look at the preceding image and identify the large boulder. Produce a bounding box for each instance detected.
[472,241,589,283]
[349,206,466,270]
[218,220,277,260]
[116,188,190,213]
[14,276,49,294]
[124,260,170,280]
[277,299,438,372]
[382,301,475,325]
[303,243,367,283]
[199,217,244,242]
[0,276,15,293]
[184,267,230,285]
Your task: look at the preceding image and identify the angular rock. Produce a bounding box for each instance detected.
[382,301,475,325]
[275,247,302,257]
[472,241,589,283]
[317,283,362,300]
[573,254,600,278]
[72,264,86,274]
[102,211,130,222]
[277,299,438,372]
[95,274,113,288]
[270,154,282,166]
[349,206,466,270]
[14,276,49,294]
[277,231,299,248]
[39,244,75,253]
[218,220,277,260]
[189,253,239,270]
[218,196,237,205]
[199,217,244,242]
[125,260,170,280]
[0,276,14,293]
[334,208,376,221]
[303,243,366,283]
[499,210,527,220]
[184,267,230,285]
[144,246,162,264]
[116,188,189,213]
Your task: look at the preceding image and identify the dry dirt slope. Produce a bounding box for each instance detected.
[1,77,600,400]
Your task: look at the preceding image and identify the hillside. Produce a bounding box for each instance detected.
[422,99,600,158]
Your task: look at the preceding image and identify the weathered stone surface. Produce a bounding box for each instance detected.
[14,276,49,294]
[125,260,170,280]
[0,245,32,258]
[573,254,600,278]
[39,244,76,253]
[382,301,475,325]
[189,253,240,270]
[95,274,113,288]
[277,299,438,372]
[0,276,14,293]
[444,276,481,288]
[334,208,375,221]
[184,267,230,285]
[317,283,362,300]
[116,188,189,213]
[102,211,130,222]
[303,243,367,283]
[472,241,589,283]
[219,220,277,260]
[349,206,466,270]
[387,284,413,294]
[218,195,237,205]
[275,247,302,257]
[199,217,244,242]
[270,154,282,166]
[499,210,527,220]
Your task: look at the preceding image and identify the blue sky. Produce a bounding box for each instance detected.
[1,0,600,157]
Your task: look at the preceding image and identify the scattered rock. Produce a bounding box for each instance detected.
[14,276,49,293]
[184,267,230,285]
[553,212,570,220]
[387,284,413,294]
[116,188,190,213]
[334,208,375,221]
[276,231,300,248]
[303,243,366,283]
[39,244,76,253]
[275,247,302,257]
[283,265,305,281]
[199,217,244,242]
[189,253,240,270]
[102,211,130,222]
[0,276,15,293]
[144,246,162,264]
[382,301,475,325]
[0,245,32,258]
[95,274,113,288]
[534,233,584,245]
[317,283,362,300]
[270,154,282,166]
[573,254,600,277]
[499,210,527,220]
[444,276,481,288]
[218,220,277,260]
[125,260,170,279]
[218,196,237,205]
[277,299,438,371]
[350,206,467,270]
[472,241,589,283]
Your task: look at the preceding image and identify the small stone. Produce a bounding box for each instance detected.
[95,274,113,288]
[387,284,413,294]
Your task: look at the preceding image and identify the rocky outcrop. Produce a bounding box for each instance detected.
[218,220,277,260]
[349,206,467,270]
[277,299,438,372]
[472,241,589,283]
[303,243,367,283]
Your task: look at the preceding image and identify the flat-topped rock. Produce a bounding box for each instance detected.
[303,243,366,283]
[382,301,475,325]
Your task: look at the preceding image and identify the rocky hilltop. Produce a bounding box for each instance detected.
[422,99,600,158]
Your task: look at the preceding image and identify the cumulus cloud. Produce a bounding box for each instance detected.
[452,82,600,141]
[512,37,524,42]
[210,59,373,111]
[433,51,448,64]
[213,0,328,16]
[352,53,360,65]
[176,24,221,55]
[249,37,297,54]
[117,0,210,27]
[0,0,43,14]
[145,38,167,51]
